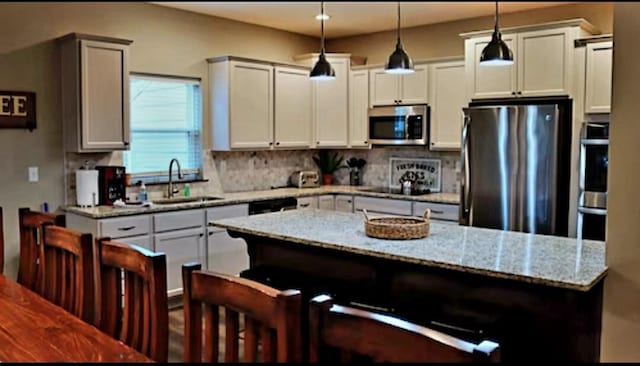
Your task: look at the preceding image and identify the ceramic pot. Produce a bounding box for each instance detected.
[323,173,333,185]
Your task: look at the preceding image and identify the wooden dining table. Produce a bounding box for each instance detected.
[0,274,152,362]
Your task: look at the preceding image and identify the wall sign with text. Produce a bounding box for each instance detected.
[0,91,36,131]
[389,157,442,192]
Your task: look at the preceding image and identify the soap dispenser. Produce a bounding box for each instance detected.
[139,182,148,202]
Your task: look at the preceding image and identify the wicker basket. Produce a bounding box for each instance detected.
[363,208,431,240]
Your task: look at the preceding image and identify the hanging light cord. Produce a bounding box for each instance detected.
[396,1,401,44]
[493,1,499,35]
[320,1,326,54]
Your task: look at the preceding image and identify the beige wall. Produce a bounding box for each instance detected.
[328,2,613,64]
[0,2,317,278]
[601,3,640,362]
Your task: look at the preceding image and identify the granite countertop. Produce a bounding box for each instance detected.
[211,209,607,292]
[61,185,460,219]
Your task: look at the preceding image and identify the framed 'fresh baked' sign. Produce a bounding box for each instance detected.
[389,157,441,192]
[0,91,36,131]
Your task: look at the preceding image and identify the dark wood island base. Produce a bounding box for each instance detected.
[233,231,604,363]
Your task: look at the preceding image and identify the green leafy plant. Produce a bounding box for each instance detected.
[312,150,347,174]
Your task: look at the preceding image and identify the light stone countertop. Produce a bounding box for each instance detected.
[61,185,459,219]
[211,209,607,292]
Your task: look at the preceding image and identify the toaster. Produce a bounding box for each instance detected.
[289,170,320,188]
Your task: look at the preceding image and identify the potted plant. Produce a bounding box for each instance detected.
[312,150,346,185]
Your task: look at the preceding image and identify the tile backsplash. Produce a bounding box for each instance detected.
[64,147,460,205]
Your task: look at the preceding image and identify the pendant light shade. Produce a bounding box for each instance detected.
[385,1,414,74]
[480,1,513,66]
[310,1,335,80]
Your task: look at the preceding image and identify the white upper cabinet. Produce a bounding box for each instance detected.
[312,55,350,147]
[429,60,466,150]
[517,28,572,97]
[294,53,350,148]
[274,66,313,148]
[60,33,132,153]
[584,41,613,114]
[465,34,518,99]
[463,20,596,100]
[348,69,370,148]
[369,64,428,106]
[210,59,273,150]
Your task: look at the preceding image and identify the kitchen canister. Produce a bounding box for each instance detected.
[76,168,99,207]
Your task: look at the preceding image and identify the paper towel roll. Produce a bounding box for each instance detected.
[76,169,99,207]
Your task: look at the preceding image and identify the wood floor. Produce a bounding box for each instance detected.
[168,307,247,363]
[168,307,185,362]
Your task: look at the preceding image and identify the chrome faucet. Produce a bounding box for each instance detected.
[168,158,184,198]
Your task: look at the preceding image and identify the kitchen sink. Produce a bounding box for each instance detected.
[151,196,224,205]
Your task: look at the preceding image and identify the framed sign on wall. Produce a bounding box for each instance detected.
[0,91,36,131]
[389,157,441,192]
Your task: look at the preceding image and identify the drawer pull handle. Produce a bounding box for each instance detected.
[208,231,214,236]
[200,233,204,237]
[299,203,310,208]
[117,226,136,231]
[430,210,444,214]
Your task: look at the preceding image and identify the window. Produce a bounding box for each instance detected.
[124,73,202,183]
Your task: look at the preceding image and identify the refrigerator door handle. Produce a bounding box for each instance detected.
[460,110,471,223]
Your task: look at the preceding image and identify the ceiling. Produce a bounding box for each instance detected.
[152,2,573,39]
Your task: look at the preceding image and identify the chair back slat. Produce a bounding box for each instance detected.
[203,304,220,362]
[261,326,277,362]
[224,308,240,362]
[18,208,65,290]
[38,224,95,325]
[244,317,259,362]
[309,294,501,363]
[96,238,168,363]
[182,262,302,363]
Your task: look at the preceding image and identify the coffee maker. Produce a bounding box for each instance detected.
[96,165,127,205]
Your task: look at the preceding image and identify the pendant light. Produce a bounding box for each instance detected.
[479,1,513,66]
[385,1,414,74]
[310,1,335,80]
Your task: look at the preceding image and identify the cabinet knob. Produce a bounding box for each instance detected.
[316,141,320,145]
[199,233,204,237]
[276,142,280,146]
[364,140,368,144]
[123,141,130,146]
[511,91,516,96]
[517,91,522,95]
[269,142,273,146]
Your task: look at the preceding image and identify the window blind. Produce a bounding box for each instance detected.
[124,74,202,182]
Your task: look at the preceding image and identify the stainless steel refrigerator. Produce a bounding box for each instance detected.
[460,98,572,237]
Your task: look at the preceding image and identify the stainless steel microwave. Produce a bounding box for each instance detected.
[368,104,429,145]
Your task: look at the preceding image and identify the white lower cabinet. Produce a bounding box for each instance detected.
[297,196,318,209]
[207,229,249,276]
[155,227,206,297]
[353,196,413,216]
[118,234,153,251]
[318,195,335,210]
[335,195,354,212]
[206,204,249,277]
[413,202,460,222]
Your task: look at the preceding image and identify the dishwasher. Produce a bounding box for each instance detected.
[240,196,298,287]
[248,197,298,215]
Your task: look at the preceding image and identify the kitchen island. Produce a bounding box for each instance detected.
[211,209,607,362]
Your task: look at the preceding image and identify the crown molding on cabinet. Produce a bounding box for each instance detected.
[57,32,133,45]
[459,18,599,39]
[574,34,613,48]
[206,55,310,70]
[351,55,465,71]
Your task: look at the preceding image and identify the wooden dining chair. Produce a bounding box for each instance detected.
[0,207,4,274]
[18,208,66,290]
[309,294,501,363]
[38,223,95,325]
[182,262,302,363]
[95,237,169,363]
